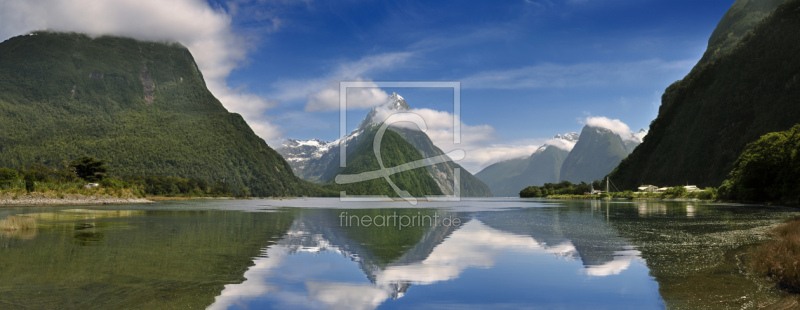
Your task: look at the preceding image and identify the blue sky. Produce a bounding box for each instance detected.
[0,0,736,172]
[201,0,735,170]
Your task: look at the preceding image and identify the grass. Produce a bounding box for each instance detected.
[0,179,143,199]
[0,215,38,231]
[750,217,800,293]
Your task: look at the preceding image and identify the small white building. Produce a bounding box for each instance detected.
[637,185,658,193]
[684,185,701,192]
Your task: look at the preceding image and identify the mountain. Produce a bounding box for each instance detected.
[697,0,788,66]
[609,0,800,189]
[476,133,578,197]
[560,126,641,184]
[0,31,321,196]
[278,93,492,197]
[276,138,336,183]
[322,127,444,197]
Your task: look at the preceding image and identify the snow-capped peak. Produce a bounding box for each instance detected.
[390,92,404,101]
[386,92,410,111]
[537,132,580,153]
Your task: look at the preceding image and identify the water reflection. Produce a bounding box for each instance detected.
[211,206,659,309]
[7,200,787,309]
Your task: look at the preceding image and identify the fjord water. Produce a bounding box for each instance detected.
[1,199,799,309]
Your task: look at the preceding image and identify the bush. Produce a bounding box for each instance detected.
[750,218,800,292]
[100,178,129,190]
[0,168,18,188]
[519,180,594,198]
[70,157,107,182]
[721,124,800,203]
[664,186,688,197]
[23,173,35,193]
[519,186,543,198]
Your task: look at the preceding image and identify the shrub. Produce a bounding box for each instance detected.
[664,186,688,197]
[750,218,800,292]
[0,168,18,188]
[100,178,129,190]
[722,124,800,203]
[23,173,35,193]
[70,157,107,182]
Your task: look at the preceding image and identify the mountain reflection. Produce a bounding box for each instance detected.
[210,206,646,310]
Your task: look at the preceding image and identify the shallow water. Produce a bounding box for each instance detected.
[0,199,798,309]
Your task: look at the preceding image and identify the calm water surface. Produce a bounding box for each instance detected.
[1,199,799,309]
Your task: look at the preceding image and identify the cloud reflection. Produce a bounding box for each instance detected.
[208,219,639,309]
[583,248,641,276]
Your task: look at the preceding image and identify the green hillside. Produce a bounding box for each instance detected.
[610,0,800,189]
[391,127,493,197]
[698,0,787,66]
[324,127,444,197]
[0,31,322,196]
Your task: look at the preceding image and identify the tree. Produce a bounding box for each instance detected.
[25,163,55,182]
[24,173,35,192]
[721,124,800,202]
[70,157,107,182]
[0,168,18,188]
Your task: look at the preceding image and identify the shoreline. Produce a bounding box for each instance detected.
[0,194,153,206]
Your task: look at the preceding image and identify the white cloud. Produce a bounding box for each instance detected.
[584,116,646,143]
[543,137,577,152]
[0,0,288,144]
[272,52,413,111]
[460,59,694,90]
[306,79,391,112]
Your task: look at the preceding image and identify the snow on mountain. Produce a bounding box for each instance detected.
[536,132,580,153]
[276,92,413,180]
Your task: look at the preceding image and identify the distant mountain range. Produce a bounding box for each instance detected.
[476,133,578,197]
[0,31,321,196]
[560,126,643,184]
[610,0,800,189]
[278,93,492,197]
[477,126,644,197]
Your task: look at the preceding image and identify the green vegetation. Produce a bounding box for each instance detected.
[391,127,493,197]
[0,158,249,199]
[519,180,600,198]
[0,168,18,187]
[323,128,443,197]
[520,180,717,200]
[610,0,800,189]
[750,217,800,293]
[698,0,788,66]
[0,31,320,197]
[719,124,800,203]
[122,175,234,197]
[71,156,107,182]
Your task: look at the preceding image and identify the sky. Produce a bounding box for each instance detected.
[0,0,737,173]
